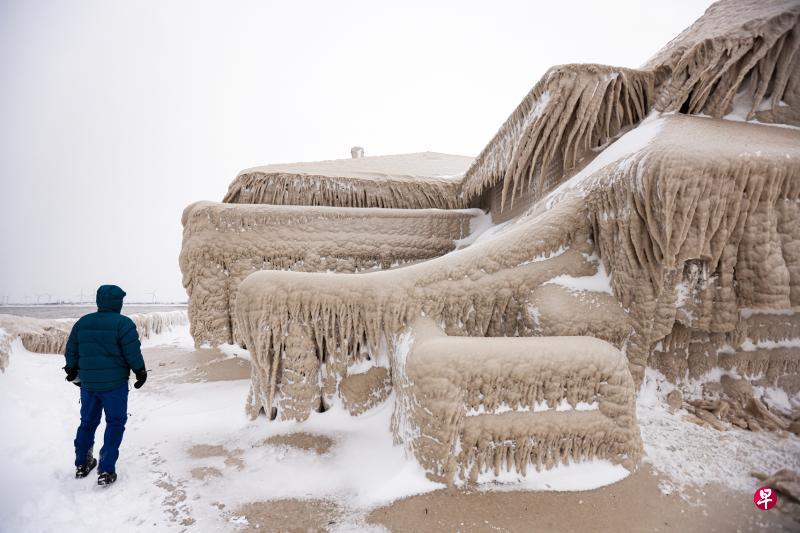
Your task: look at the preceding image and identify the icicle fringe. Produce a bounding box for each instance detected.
[180,201,478,346]
[390,319,641,484]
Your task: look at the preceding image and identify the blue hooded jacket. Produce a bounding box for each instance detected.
[64,285,145,392]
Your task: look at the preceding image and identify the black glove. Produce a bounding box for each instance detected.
[64,366,80,386]
[133,368,148,389]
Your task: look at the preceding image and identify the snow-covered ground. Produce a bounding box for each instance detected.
[1,325,798,531]
[638,368,800,500]
[0,329,435,532]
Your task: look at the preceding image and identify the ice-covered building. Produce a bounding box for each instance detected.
[179,0,800,484]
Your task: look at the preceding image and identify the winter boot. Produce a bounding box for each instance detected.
[75,449,97,479]
[97,471,117,486]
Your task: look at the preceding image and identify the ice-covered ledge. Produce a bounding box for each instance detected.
[393,318,641,485]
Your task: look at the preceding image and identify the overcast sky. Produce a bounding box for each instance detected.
[0,0,713,304]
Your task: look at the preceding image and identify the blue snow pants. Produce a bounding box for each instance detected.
[74,383,128,473]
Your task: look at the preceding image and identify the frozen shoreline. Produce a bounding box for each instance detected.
[0,304,187,320]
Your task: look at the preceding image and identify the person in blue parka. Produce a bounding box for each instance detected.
[63,285,148,486]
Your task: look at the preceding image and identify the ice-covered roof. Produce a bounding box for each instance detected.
[239,151,473,181]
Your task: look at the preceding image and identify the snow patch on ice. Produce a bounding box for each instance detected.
[518,245,567,266]
[740,337,800,351]
[393,330,415,368]
[140,323,196,351]
[466,399,597,417]
[521,92,551,130]
[527,304,541,327]
[217,342,252,361]
[544,260,613,295]
[475,459,629,492]
[541,114,665,210]
[752,386,799,416]
[346,358,372,374]
[674,281,691,307]
[722,90,800,130]
[740,308,795,319]
[455,217,522,250]
[453,210,495,249]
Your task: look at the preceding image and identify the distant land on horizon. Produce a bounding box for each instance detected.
[0,302,188,306]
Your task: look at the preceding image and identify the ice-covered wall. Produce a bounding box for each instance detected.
[180,201,479,346]
[650,312,800,386]
[0,316,71,369]
[585,115,800,384]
